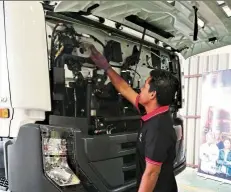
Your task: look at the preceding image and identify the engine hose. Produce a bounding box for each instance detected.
[129,68,141,79]
[132,28,146,85]
[86,77,93,126]
[50,23,68,67]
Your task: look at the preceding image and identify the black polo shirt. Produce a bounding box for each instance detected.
[135,96,178,192]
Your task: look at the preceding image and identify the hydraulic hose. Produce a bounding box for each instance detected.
[132,28,146,85]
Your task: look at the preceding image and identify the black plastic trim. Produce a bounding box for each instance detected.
[174,158,186,176]
[125,15,174,39]
[122,163,136,172]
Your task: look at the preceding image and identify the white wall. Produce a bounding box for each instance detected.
[182,45,231,166]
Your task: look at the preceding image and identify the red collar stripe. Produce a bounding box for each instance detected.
[141,106,169,121]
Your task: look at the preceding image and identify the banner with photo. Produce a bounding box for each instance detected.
[198,69,231,184]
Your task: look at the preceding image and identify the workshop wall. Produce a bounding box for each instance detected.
[180,45,231,167]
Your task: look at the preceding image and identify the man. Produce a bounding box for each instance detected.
[199,132,219,175]
[89,45,178,192]
[214,130,224,150]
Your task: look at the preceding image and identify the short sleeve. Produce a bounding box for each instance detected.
[145,125,170,165]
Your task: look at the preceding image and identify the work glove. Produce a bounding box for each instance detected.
[88,44,111,71]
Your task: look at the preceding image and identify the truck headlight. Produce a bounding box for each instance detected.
[41,130,80,187]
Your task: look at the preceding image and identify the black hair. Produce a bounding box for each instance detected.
[149,69,178,106]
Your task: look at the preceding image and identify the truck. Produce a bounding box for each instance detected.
[1,1,230,191]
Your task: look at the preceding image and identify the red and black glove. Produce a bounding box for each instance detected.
[88,45,111,71]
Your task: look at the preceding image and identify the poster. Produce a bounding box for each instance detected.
[198,69,231,184]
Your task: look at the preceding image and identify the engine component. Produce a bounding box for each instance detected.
[104,40,123,62]
[92,69,107,90]
[169,54,178,74]
[50,23,80,67]
[151,48,161,69]
[150,49,171,71]
[86,77,93,126]
[55,53,93,68]
[121,70,133,86]
[103,115,140,122]
[160,55,170,71]
[132,28,146,85]
[122,45,140,70]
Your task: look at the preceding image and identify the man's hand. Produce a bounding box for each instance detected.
[89,44,111,71]
[138,162,161,192]
[89,44,139,107]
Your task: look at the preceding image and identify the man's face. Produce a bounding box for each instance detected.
[224,139,231,150]
[206,133,214,144]
[215,130,221,140]
[139,77,156,105]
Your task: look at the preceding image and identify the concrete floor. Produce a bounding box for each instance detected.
[0,168,230,192]
[176,168,231,192]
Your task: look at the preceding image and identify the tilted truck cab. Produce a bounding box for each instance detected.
[2,1,231,192]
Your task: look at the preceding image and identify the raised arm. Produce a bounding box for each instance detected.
[89,45,139,106]
[106,68,138,106]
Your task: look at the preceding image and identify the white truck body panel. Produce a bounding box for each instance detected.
[3,1,51,137]
[0,1,12,137]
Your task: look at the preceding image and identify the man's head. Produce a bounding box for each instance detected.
[206,132,215,144]
[214,129,222,141]
[139,69,178,107]
[224,138,231,150]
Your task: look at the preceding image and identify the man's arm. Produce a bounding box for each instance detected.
[107,68,138,106]
[138,163,161,192]
[89,44,139,106]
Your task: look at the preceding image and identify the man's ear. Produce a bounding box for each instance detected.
[150,91,156,100]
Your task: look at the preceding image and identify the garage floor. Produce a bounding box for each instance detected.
[1,168,230,192]
[176,168,231,192]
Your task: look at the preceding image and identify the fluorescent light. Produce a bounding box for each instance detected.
[217,1,225,5]
[198,18,205,28]
[167,1,175,6]
[222,5,231,17]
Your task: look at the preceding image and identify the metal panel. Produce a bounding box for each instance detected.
[182,46,231,166]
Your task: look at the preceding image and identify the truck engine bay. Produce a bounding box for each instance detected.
[45,19,182,136]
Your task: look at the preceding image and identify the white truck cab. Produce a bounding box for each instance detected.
[0,1,51,138]
[0,1,231,192]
